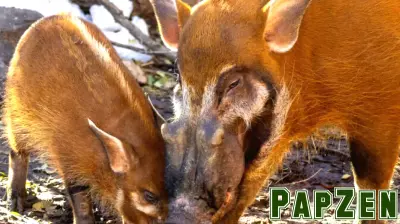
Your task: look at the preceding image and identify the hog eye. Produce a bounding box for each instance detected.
[227,79,240,92]
[143,190,159,204]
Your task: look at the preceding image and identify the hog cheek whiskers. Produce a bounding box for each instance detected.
[172,84,193,121]
[269,84,293,143]
[116,189,124,212]
[171,85,183,120]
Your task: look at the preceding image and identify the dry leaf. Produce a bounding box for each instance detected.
[32,201,53,212]
[341,174,351,180]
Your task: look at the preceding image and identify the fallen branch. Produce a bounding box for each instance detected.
[111,41,172,55]
[274,172,292,185]
[97,0,176,60]
[281,168,322,186]
[144,92,167,123]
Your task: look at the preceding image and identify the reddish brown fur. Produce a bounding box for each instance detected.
[3,15,166,223]
[152,0,400,223]
[229,2,400,222]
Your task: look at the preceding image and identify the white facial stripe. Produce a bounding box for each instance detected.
[131,192,158,216]
[182,85,192,118]
[172,85,183,120]
[200,81,217,115]
[171,83,191,121]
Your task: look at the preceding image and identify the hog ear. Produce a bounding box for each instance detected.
[263,0,312,53]
[149,0,191,50]
[88,119,132,174]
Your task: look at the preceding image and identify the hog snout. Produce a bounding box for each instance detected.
[165,195,214,224]
[197,118,224,148]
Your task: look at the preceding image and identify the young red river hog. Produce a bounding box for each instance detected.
[4,14,167,224]
[150,0,400,223]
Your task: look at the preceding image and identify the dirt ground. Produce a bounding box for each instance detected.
[1,90,399,223]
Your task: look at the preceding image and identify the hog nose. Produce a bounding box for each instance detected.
[210,128,224,146]
[161,122,184,143]
[198,119,224,147]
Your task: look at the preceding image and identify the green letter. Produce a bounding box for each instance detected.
[269,187,290,220]
[314,190,333,219]
[358,190,375,220]
[335,187,355,219]
[379,190,397,220]
[292,190,312,219]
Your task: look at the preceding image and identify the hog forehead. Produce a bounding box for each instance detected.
[173,65,237,122]
[177,20,247,94]
[177,3,265,91]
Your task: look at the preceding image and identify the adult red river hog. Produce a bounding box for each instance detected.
[4,15,167,224]
[150,0,400,223]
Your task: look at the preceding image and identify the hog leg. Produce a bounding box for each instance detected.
[7,150,29,213]
[349,137,399,224]
[217,140,292,223]
[66,184,95,224]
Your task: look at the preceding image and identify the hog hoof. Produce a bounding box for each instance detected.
[6,188,26,213]
[73,201,95,224]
